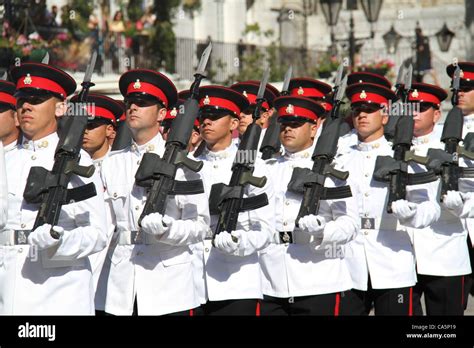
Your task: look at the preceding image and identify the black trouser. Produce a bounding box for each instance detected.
[260,293,342,316]
[413,274,467,316]
[338,289,367,316]
[466,235,474,300]
[365,277,414,316]
[203,299,259,316]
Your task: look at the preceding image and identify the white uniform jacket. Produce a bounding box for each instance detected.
[196,142,275,302]
[339,136,440,290]
[462,112,474,245]
[100,133,210,315]
[408,132,472,276]
[0,133,108,315]
[259,147,359,298]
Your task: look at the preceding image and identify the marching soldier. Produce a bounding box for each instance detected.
[0,142,6,229]
[447,61,474,299]
[230,81,278,144]
[406,82,472,315]
[339,82,441,315]
[194,85,276,315]
[73,94,124,313]
[259,95,359,315]
[0,62,108,314]
[100,69,210,316]
[0,79,20,160]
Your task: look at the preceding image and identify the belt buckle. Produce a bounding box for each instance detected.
[15,230,29,245]
[361,218,375,230]
[279,231,293,244]
[131,231,142,244]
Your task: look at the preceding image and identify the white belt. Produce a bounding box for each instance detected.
[117,230,160,245]
[0,230,32,246]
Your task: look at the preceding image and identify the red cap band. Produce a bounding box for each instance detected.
[126,81,169,107]
[278,105,318,121]
[16,75,66,98]
[408,90,440,105]
[321,102,332,112]
[199,97,240,116]
[461,70,474,80]
[87,105,116,123]
[0,92,16,106]
[290,87,325,98]
[351,92,388,105]
[243,92,270,110]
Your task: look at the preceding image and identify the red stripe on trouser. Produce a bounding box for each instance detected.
[462,276,465,307]
[409,287,413,316]
[334,293,340,316]
[189,309,194,316]
[256,300,261,316]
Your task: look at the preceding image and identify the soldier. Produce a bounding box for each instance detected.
[446,61,474,299]
[0,142,6,229]
[194,85,276,315]
[0,79,20,161]
[100,69,210,316]
[73,93,124,314]
[339,82,441,315]
[405,82,472,315]
[259,95,359,315]
[230,81,278,143]
[0,62,108,314]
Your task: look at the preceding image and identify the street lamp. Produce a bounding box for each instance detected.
[435,23,455,52]
[320,0,383,72]
[383,25,402,54]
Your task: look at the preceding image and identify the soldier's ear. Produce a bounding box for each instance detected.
[433,109,441,124]
[310,122,318,139]
[55,100,67,117]
[230,116,239,131]
[157,107,167,122]
[105,124,115,137]
[381,114,389,126]
[13,111,20,127]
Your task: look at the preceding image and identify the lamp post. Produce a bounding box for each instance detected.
[320,0,383,72]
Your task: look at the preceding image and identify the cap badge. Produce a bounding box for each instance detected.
[297,86,304,95]
[133,79,141,89]
[203,95,210,105]
[412,89,419,98]
[23,73,32,85]
[243,90,248,98]
[360,90,367,99]
[286,104,294,114]
[170,107,177,117]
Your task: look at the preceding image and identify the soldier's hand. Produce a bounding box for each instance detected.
[443,191,471,215]
[391,200,417,220]
[214,231,239,254]
[28,224,63,250]
[298,214,326,236]
[141,212,171,236]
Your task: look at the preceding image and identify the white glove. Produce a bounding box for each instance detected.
[213,231,239,254]
[140,212,172,236]
[28,224,63,250]
[391,200,417,220]
[443,191,472,217]
[298,214,326,237]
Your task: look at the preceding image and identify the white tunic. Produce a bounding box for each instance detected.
[0,142,6,229]
[339,136,440,290]
[407,132,472,276]
[462,112,474,245]
[260,147,359,298]
[100,133,210,315]
[196,142,276,301]
[0,133,108,314]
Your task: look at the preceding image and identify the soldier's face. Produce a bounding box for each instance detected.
[17,96,62,140]
[279,120,317,153]
[352,107,388,140]
[200,114,238,145]
[0,108,19,143]
[458,88,474,114]
[126,102,165,131]
[238,112,253,135]
[412,103,440,137]
[82,122,114,154]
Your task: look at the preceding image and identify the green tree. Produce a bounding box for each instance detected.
[60,0,93,40]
